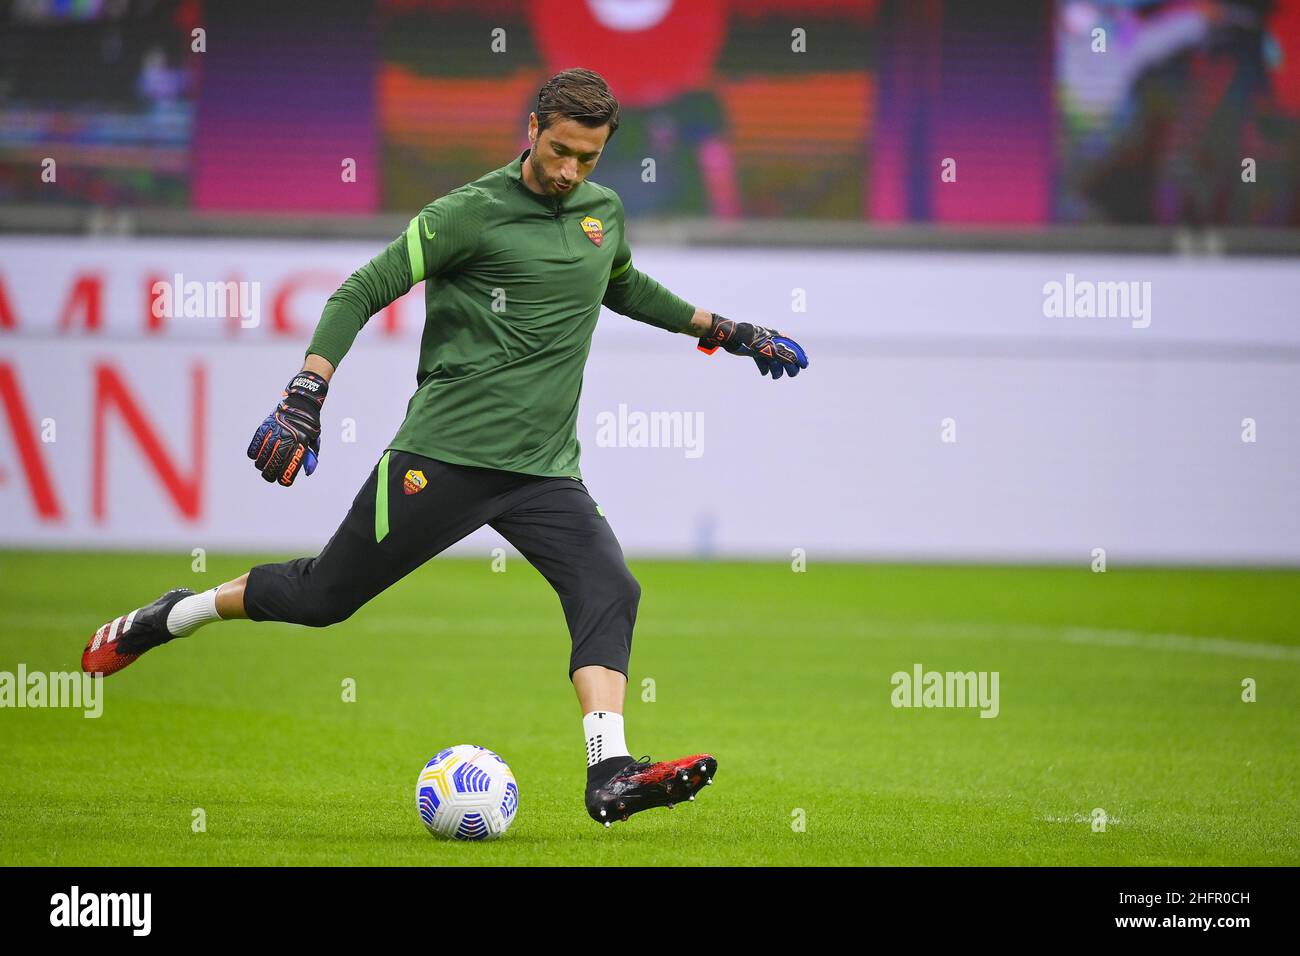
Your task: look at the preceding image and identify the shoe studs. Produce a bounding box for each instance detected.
[594,762,713,828]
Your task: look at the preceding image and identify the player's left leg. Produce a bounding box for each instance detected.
[488,478,716,827]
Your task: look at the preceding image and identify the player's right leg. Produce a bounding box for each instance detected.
[81,450,530,677]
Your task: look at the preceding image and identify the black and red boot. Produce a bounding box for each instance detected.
[81,588,195,677]
[586,753,717,828]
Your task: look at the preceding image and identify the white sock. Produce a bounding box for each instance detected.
[166,587,223,637]
[583,711,631,767]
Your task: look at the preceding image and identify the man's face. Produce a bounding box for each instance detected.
[526,113,609,196]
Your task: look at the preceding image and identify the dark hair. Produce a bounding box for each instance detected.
[536,68,620,143]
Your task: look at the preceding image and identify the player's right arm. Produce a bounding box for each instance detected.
[247,188,486,487]
[308,187,486,370]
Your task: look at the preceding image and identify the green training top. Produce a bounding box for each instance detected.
[306,148,697,479]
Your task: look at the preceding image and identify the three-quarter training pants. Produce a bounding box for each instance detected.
[242,449,641,678]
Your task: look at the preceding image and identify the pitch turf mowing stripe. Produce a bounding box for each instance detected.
[375,450,391,543]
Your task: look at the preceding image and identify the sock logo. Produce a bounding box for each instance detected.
[403,469,426,495]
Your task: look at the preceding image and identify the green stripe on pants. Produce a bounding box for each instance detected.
[375,450,391,542]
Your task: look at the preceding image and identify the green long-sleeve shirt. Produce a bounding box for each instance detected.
[307,148,696,479]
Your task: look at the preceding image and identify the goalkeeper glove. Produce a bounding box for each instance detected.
[697,313,809,379]
[246,370,327,486]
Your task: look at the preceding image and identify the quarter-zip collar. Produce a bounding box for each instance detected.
[508,148,567,212]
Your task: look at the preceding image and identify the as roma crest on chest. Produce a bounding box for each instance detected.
[580,216,603,246]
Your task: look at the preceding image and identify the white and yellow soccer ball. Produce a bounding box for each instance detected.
[416,745,519,840]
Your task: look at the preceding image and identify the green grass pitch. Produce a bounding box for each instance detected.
[1,550,1297,866]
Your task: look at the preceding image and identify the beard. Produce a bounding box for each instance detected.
[528,153,556,191]
[528,150,573,193]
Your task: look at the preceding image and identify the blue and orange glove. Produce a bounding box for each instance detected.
[697,313,809,379]
[246,370,327,486]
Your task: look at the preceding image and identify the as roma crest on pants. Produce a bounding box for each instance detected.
[403,469,426,495]
[580,216,603,246]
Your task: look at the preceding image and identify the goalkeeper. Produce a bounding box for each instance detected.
[81,68,808,827]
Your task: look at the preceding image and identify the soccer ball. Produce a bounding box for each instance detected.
[416,745,519,841]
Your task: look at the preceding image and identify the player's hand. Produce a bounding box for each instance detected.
[246,370,328,486]
[697,313,809,379]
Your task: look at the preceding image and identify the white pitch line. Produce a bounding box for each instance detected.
[9,607,1295,666]
[639,618,1300,663]
[1060,627,1300,663]
[355,614,1300,663]
[843,620,1300,663]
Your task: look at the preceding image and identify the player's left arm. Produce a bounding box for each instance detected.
[685,309,809,380]
[601,197,808,380]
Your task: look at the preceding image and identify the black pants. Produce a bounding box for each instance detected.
[243,450,641,678]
